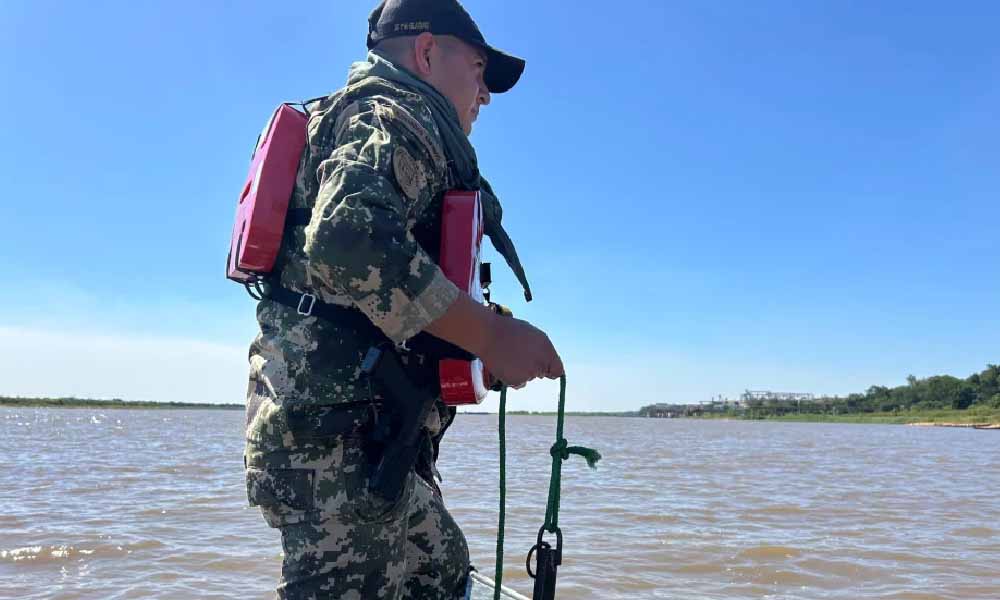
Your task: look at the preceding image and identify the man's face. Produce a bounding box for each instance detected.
[426,36,490,135]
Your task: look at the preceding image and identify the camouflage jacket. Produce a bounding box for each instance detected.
[245,71,463,457]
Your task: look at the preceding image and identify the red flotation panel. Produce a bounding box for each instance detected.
[438,191,489,405]
[227,104,307,283]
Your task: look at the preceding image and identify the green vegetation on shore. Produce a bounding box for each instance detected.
[504,410,637,417]
[735,406,1000,425]
[641,364,1000,425]
[0,396,243,410]
[743,364,999,422]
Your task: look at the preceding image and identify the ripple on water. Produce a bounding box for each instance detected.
[0,514,24,527]
[948,527,996,538]
[0,542,161,565]
[735,545,803,561]
[796,557,889,580]
[673,562,729,575]
[730,565,829,588]
[752,503,812,517]
[875,592,951,600]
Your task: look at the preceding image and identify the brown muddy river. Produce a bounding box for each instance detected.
[1,408,998,599]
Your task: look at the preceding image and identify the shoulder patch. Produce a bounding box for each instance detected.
[374,102,448,174]
[393,146,427,201]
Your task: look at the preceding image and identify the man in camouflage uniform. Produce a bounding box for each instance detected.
[244,1,564,598]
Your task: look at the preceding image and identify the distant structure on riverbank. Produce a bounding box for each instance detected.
[741,390,816,404]
[639,390,819,418]
[639,398,744,418]
[639,403,684,418]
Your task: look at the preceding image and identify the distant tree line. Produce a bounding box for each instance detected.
[0,396,243,410]
[742,364,1000,417]
[635,365,1000,419]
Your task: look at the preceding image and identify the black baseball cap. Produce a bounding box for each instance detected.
[367,0,525,94]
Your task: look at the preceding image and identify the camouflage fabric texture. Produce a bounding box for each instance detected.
[245,391,468,599]
[244,55,475,598]
[247,70,461,414]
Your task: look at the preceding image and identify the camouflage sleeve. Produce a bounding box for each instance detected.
[302,99,459,344]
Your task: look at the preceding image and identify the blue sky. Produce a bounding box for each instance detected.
[1,1,997,412]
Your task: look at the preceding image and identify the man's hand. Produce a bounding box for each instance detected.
[424,293,564,388]
[479,317,563,388]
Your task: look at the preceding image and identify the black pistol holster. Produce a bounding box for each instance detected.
[361,346,438,504]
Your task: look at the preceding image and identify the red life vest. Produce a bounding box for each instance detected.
[227,104,490,405]
[226,104,307,283]
[437,191,490,405]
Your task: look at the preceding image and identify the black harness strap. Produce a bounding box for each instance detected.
[267,204,475,362]
[285,207,313,228]
[265,282,476,363]
[263,282,368,325]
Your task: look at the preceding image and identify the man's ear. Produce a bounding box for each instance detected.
[412,32,436,76]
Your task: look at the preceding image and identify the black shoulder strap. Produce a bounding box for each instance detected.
[285,207,313,228]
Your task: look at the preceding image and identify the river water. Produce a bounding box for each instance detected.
[1,408,998,599]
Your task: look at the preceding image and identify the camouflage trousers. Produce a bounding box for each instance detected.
[247,432,470,599]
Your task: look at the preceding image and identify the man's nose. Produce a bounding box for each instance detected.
[478,85,491,106]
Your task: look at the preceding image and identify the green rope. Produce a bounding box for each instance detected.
[542,376,601,534]
[493,386,507,600]
[493,376,601,600]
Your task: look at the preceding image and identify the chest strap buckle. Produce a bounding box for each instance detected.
[297,293,317,316]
